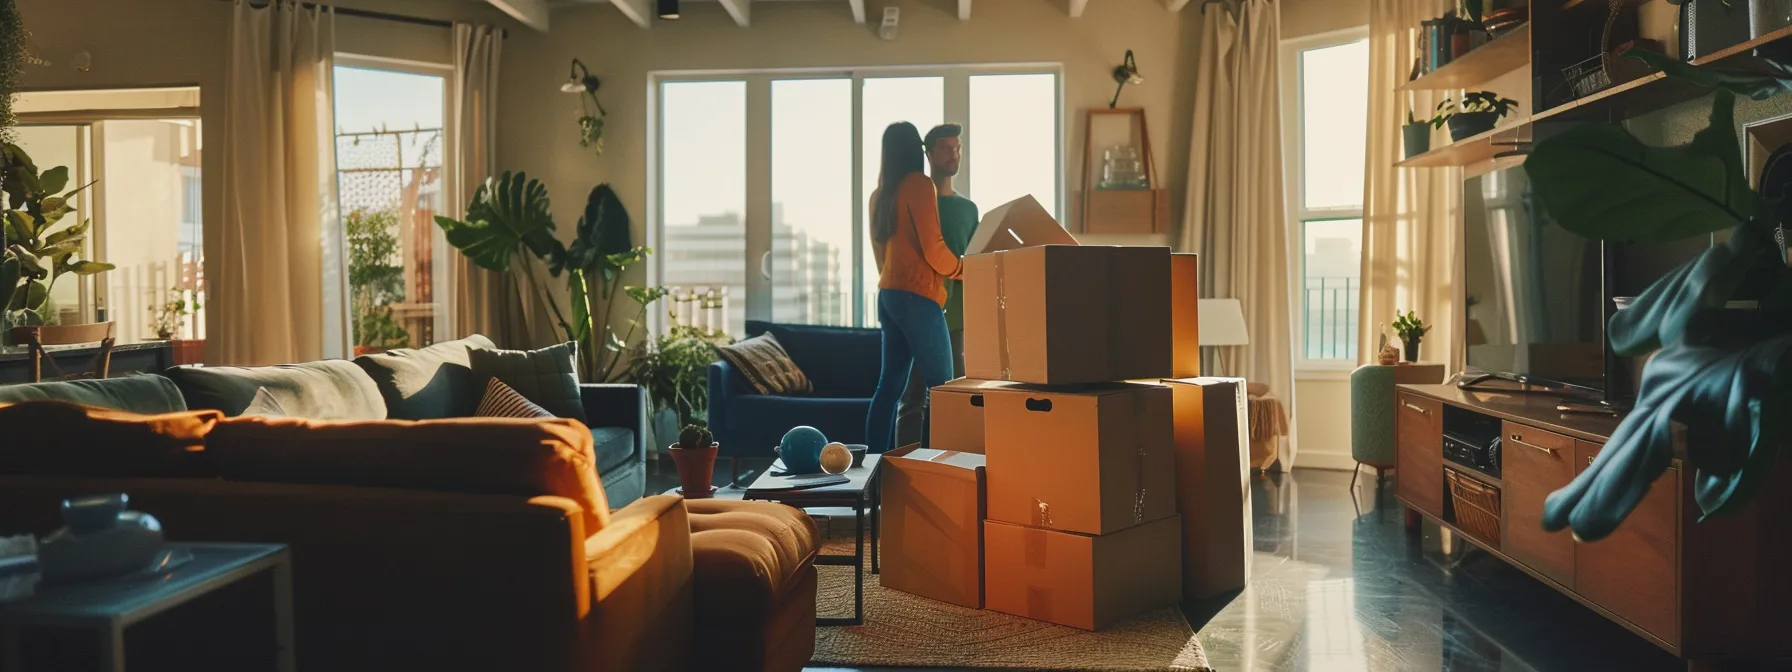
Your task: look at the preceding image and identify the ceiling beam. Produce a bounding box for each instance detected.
[849,0,866,23]
[610,0,652,28]
[485,0,550,31]
[958,0,971,20]
[1166,0,1193,10]
[718,0,752,25]
[1069,0,1087,17]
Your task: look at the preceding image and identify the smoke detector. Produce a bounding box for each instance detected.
[880,7,899,41]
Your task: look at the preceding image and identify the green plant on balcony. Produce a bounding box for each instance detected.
[347,208,410,350]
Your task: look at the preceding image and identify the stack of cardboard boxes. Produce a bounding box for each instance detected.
[879,196,1251,631]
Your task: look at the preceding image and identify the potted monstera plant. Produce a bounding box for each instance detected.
[2,143,113,343]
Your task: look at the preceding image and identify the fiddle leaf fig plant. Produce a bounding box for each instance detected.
[1,142,112,326]
[1525,48,1792,541]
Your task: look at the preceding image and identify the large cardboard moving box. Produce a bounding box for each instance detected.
[983,515,1183,631]
[964,245,1172,385]
[966,194,1079,255]
[1162,377,1251,600]
[928,379,1021,454]
[881,446,987,609]
[1171,253,1201,378]
[983,382,1176,536]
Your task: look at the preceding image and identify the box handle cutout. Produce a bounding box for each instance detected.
[970,394,984,407]
[1024,398,1053,412]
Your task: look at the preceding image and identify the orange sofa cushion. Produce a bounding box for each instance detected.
[208,416,609,533]
[0,401,222,477]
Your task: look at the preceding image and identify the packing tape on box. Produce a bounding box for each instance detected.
[993,253,1012,380]
[1032,497,1053,528]
[1132,388,1148,525]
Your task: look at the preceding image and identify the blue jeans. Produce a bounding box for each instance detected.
[865,289,955,453]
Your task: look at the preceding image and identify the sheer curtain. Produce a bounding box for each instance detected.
[445,23,513,345]
[215,0,339,365]
[1180,0,1299,469]
[1358,0,1461,369]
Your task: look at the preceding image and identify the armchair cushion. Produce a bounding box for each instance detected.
[591,426,637,475]
[353,334,496,419]
[164,360,386,420]
[469,341,588,423]
[207,415,609,533]
[715,334,812,396]
[744,321,881,398]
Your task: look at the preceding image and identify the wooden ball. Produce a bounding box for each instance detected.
[820,442,853,474]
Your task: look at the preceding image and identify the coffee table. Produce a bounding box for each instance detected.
[744,454,881,626]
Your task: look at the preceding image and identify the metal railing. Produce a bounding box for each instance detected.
[1304,276,1359,361]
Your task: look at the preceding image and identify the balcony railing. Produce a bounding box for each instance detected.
[1304,276,1359,361]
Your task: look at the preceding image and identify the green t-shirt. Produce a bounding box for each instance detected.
[938,193,980,330]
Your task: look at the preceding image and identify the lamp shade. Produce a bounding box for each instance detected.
[1197,298,1250,346]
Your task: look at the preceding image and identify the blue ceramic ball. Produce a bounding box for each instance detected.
[780,426,828,474]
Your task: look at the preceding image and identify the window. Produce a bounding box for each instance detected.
[332,58,449,353]
[653,67,1062,338]
[1282,30,1369,368]
[10,98,206,345]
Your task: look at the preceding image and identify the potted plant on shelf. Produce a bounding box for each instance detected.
[1404,107,1444,158]
[1392,311,1430,362]
[1435,91,1520,141]
[148,287,198,341]
[669,424,718,499]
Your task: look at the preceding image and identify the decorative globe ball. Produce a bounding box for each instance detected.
[819,442,853,474]
[779,426,828,475]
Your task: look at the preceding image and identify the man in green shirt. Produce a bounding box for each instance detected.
[895,123,980,446]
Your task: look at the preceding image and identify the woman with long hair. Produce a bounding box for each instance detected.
[864,121,963,453]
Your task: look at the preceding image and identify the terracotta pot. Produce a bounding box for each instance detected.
[669,443,718,498]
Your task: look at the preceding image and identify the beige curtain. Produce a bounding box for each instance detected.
[1180,0,1299,470]
[215,0,338,366]
[446,23,512,346]
[1359,0,1462,369]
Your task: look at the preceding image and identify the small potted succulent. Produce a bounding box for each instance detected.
[1436,91,1520,141]
[669,424,717,499]
[1393,311,1431,363]
[1404,107,1442,159]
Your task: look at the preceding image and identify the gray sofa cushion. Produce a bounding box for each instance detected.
[467,342,587,423]
[592,426,636,475]
[164,360,386,420]
[0,375,188,414]
[353,335,497,419]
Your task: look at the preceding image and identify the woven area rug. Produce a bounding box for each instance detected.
[811,539,1211,671]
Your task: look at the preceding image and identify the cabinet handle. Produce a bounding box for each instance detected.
[1511,435,1556,456]
[1403,402,1429,416]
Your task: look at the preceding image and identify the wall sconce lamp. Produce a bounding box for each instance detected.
[1109,50,1143,108]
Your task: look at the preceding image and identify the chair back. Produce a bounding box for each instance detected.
[9,322,116,383]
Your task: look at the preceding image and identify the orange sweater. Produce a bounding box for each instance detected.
[874,173,964,306]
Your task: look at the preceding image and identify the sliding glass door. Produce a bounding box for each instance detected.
[654,66,1061,338]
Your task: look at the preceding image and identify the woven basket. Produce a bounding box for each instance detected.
[1446,468,1502,546]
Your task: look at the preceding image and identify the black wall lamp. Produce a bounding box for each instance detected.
[1109,50,1143,108]
[658,0,679,19]
[562,58,608,156]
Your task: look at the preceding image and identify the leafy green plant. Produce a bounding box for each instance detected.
[0,0,25,148]
[677,424,713,450]
[433,173,656,381]
[629,324,730,427]
[148,286,199,340]
[1,143,112,327]
[1392,311,1430,341]
[1524,49,1792,541]
[1435,91,1521,125]
[347,208,411,350]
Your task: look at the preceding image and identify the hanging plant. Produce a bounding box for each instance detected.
[563,58,607,157]
[0,0,28,160]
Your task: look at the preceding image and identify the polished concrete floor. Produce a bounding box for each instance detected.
[649,459,1686,671]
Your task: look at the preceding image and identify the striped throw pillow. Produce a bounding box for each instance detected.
[475,378,556,419]
[716,333,813,396]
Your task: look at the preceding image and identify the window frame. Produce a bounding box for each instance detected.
[1280,26,1370,376]
[647,63,1065,334]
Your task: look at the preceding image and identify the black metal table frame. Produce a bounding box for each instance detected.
[745,471,880,626]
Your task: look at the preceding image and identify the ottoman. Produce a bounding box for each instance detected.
[686,499,821,672]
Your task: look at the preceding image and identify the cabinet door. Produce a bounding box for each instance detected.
[1501,422,1577,587]
[1574,440,1680,647]
[1395,393,1443,518]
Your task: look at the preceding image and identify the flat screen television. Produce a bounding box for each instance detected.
[1462,164,1606,396]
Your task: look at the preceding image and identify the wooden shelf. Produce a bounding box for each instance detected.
[1400,24,1531,91]
[1395,119,1528,168]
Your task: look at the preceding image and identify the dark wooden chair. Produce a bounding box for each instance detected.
[8,322,116,382]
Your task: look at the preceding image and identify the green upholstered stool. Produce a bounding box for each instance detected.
[1349,363,1445,489]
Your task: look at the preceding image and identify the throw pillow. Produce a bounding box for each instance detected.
[353,335,497,419]
[242,387,289,417]
[716,333,813,395]
[467,341,587,423]
[208,415,609,533]
[475,378,555,419]
[0,402,224,477]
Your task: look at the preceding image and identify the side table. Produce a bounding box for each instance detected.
[0,542,293,672]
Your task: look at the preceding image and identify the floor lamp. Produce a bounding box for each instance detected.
[1198,298,1250,377]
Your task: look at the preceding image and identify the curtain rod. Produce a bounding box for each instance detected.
[218,0,509,38]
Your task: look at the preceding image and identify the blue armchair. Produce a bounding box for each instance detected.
[708,320,882,480]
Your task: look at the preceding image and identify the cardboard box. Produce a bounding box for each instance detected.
[966,194,1079,255]
[983,382,1176,536]
[880,446,988,609]
[964,245,1172,385]
[928,378,1022,454]
[982,515,1183,631]
[1160,377,1251,601]
[1171,253,1201,378]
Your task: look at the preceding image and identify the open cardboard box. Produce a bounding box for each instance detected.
[880,444,987,609]
[965,194,1078,255]
[963,245,1172,385]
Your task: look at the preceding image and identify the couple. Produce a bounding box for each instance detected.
[864,121,980,454]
